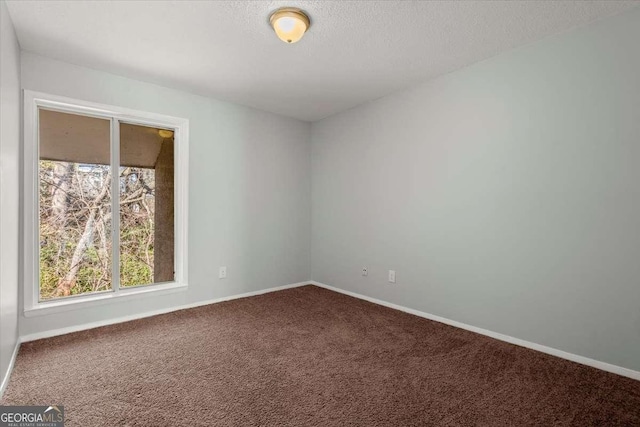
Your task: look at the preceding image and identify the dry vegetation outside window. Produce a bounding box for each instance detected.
[38,109,175,301]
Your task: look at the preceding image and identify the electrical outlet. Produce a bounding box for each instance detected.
[362,267,368,276]
[219,266,227,279]
[388,270,396,283]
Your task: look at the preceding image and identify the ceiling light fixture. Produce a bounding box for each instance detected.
[158,129,174,138]
[269,7,310,44]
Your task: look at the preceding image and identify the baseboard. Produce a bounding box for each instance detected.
[20,281,311,343]
[310,281,640,381]
[0,340,21,398]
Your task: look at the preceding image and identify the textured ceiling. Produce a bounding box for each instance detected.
[6,1,639,121]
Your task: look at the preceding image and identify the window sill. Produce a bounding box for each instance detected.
[23,282,188,318]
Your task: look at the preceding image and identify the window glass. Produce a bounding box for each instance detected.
[119,123,175,286]
[38,109,112,300]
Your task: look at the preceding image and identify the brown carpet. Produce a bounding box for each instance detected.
[2,285,639,426]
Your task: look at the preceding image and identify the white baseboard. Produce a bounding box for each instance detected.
[0,340,20,398]
[20,281,311,343]
[310,281,640,381]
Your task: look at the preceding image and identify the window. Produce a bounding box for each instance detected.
[24,91,188,314]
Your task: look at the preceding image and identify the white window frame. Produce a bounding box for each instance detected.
[23,90,189,316]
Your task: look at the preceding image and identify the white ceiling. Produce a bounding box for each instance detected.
[6,1,639,121]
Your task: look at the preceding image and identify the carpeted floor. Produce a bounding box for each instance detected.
[2,285,640,426]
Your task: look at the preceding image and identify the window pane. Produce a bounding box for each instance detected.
[119,123,175,287]
[38,109,112,300]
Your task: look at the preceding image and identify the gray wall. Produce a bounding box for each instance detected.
[19,52,311,337]
[0,0,21,388]
[311,8,640,371]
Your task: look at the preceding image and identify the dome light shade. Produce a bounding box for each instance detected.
[158,129,174,138]
[269,8,310,44]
